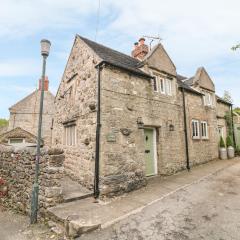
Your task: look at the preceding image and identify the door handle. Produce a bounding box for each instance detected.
[145,150,150,153]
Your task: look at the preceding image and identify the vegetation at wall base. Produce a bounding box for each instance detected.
[235,145,240,156]
[219,136,226,148]
[226,135,233,148]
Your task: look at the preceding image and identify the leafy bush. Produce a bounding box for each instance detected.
[235,145,240,156]
[0,118,8,127]
[219,136,226,148]
[226,135,233,147]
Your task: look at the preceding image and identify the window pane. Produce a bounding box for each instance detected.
[153,77,157,91]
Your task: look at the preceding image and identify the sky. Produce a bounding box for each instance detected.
[0,0,239,118]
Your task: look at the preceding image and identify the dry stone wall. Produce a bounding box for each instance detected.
[0,145,64,215]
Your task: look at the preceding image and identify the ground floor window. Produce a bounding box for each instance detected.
[192,120,200,139]
[64,124,76,146]
[201,121,208,139]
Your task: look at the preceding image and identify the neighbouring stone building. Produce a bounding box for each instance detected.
[52,35,232,196]
[5,77,55,146]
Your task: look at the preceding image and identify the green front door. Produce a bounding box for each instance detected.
[144,128,156,176]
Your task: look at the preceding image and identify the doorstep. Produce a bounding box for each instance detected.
[48,158,239,238]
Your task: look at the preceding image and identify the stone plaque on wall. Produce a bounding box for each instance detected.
[106,132,116,142]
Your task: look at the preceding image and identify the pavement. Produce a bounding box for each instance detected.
[0,206,60,240]
[48,158,239,237]
[80,158,240,239]
[0,158,239,239]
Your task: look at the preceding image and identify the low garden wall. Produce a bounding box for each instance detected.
[0,145,64,215]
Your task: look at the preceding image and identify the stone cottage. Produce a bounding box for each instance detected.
[53,35,231,197]
[6,77,55,146]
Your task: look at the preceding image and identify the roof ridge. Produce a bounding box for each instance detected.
[77,35,140,64]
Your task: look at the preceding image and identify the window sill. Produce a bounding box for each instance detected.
[192,137,200,140]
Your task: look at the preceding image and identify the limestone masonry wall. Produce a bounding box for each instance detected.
[0,145,64,215]
[53,37,101,189]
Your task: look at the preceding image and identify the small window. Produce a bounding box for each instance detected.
[192,120,200,139]
[152,77,158,92]
[201,121,208,139]
[159,78,165,94]
[9,138,24,144]
[165,79,172,96]
[64,124,76,146]
[203,92,213,106]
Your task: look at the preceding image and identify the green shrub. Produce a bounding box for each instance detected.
[226,135,233,147]
[235,145,240,156]
[219,136,226,148]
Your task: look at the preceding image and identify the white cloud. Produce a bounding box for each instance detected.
[0,59,39,77]
[0,0,98,38]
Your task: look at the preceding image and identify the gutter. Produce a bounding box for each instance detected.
[94,64,101,199]
[182,88,190,171]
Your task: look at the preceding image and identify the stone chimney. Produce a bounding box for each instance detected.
[131,37,149,60]
[39,76,49,91]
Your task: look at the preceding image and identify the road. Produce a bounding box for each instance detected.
[81,161,240,240]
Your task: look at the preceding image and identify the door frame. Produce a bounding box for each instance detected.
[144,127,158,176]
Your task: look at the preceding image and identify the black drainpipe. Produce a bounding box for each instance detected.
[94,64,101,199]
[230,105,236,148]
[182,88,190,171]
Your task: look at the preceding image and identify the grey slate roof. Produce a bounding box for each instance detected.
[216,95,232,105]
[78,35,152,79]
[176,75,203,95]
[183,77,194,86]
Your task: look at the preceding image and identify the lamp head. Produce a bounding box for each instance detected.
[40,39,51,57]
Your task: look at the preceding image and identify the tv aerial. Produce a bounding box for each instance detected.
[143,35,162,50]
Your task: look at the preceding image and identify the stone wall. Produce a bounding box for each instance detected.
[185,92,219,166]
[99,66,187,196]
[52,36,101,189]
[216,101,231,142]
[0,145,64,215]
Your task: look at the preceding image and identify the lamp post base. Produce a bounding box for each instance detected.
[30,183,39,224]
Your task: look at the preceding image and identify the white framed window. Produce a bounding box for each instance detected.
[64,124,76,146]
[152,77,158,92]
[152,74,172,96]
[203,92,213,106]
[165,79,172,96]
[159,78,165,94]
[201,121,208,139]
[8,138,24,144]
[192,120,200,139]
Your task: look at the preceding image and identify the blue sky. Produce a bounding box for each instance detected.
[0,0,240,118]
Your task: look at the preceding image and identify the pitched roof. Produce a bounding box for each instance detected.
[77,35,152,79]
[9,90,55,112]
[183,77,194,86]
[176,75,203,95]
[216,95,232,106]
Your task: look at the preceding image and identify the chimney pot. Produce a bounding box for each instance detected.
[39,76,49,91]
[131,37,148,60]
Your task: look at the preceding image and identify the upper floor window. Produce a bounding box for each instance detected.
[152,75,172,96]
[203,92,214,107]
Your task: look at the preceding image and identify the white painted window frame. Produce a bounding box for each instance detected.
[159,77,165,94]
[201,121,208,139]
[192,119,200,139]
[64,124,77,146]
